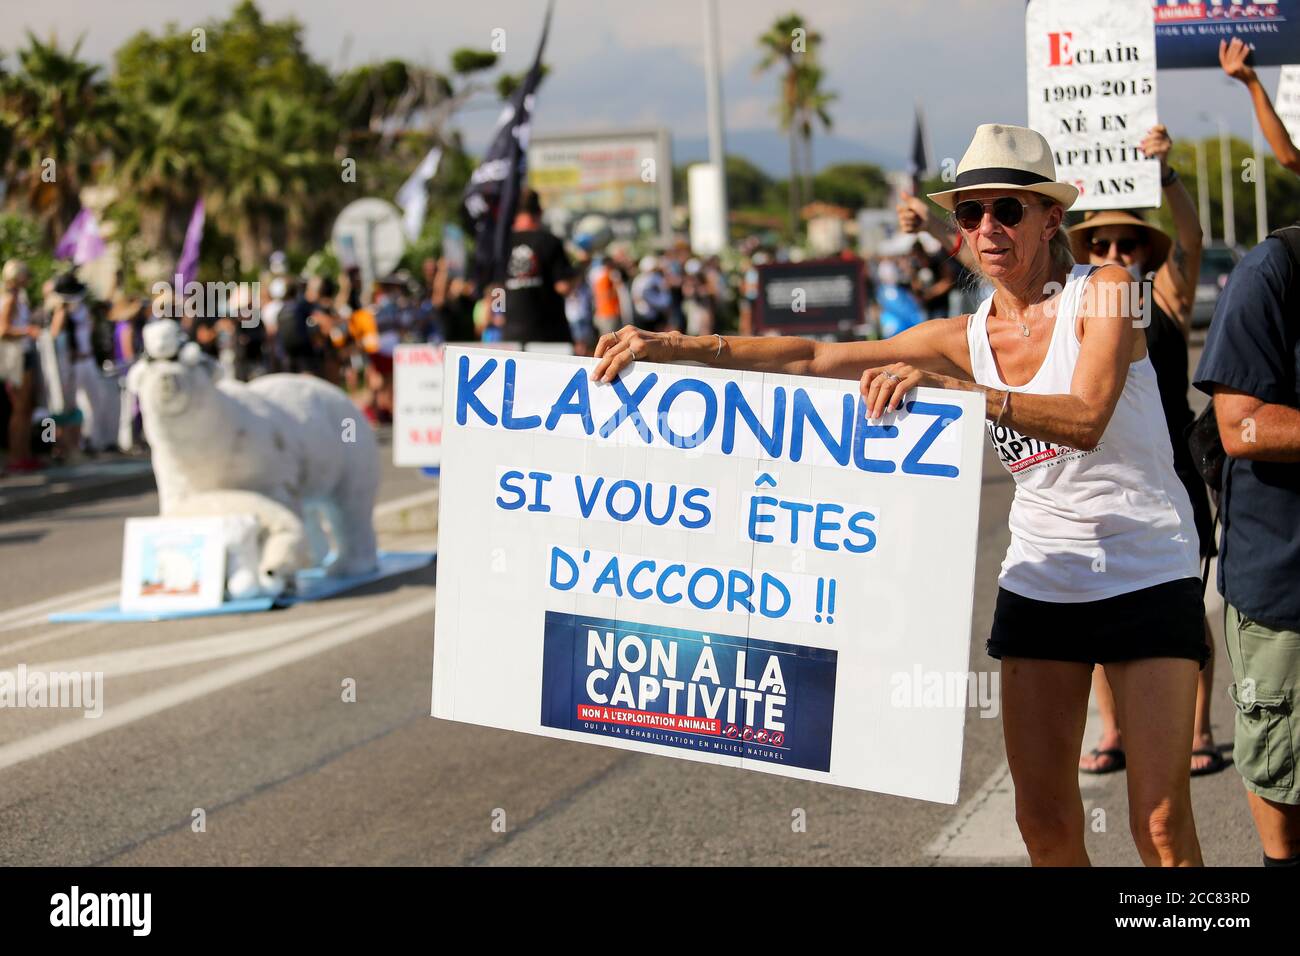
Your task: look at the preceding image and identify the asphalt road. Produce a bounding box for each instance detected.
[0,357,1264,867]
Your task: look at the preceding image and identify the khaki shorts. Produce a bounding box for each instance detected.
[1224,603,1300,806]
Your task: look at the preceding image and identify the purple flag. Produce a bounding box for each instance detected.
[54,208,106,264]
[177,198,206,289]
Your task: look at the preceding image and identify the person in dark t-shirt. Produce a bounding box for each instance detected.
[1194,225,1300,867]
[501,188,575,344]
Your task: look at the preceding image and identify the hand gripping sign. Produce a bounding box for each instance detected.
[431,348,985,803]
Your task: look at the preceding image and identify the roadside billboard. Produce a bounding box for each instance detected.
[528,130,673,246]
[754,259,867,335]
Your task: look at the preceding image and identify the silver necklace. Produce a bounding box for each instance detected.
[994,295,1033,337]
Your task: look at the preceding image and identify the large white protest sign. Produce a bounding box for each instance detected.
[1027,0,1160,211]
[1279,66,1300,150]
[394,344,445,468]
[432,348,985,803]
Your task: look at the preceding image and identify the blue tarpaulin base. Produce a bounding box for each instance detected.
[48,551,436,623]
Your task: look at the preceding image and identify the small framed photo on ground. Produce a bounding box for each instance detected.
[120,517,227,613]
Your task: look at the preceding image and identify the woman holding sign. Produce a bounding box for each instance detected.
[594,124,1206,867]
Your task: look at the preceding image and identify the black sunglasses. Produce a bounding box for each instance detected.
[1089,237,1142,257]
[953,197,1048,231]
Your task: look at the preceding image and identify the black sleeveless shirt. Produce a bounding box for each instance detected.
[1144,298,1195,475]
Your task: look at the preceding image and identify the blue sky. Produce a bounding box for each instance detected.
[3,0,1286,175]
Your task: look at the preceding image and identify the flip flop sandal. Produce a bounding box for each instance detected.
[1190,747,1227,777]
[1080,747,1126,774]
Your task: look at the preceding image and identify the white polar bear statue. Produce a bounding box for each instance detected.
[128,320,380,581]
[168,490,313,598]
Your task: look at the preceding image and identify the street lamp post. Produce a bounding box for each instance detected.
[1194,137,1211,243]
[1218,117,1236,249]
[702,0,729,247]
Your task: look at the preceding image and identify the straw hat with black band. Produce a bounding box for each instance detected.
[1068,209,1172,272]
[928,124,1079,211]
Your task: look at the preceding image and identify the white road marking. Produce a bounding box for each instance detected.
[0,621,105,658]
[16,610,368,681]
[0,582,119,633]
[0,591,438,772]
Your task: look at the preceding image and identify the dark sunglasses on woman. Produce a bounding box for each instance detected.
[1089,237,1142,257]
[953,197,1044,231]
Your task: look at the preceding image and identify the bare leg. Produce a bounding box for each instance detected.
[1080,665,1124,772]
[1107,657,1203,866]
[1246,793,1300,860]
[1001,656,1094,866]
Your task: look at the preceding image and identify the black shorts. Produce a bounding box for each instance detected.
[987,577,1209,667]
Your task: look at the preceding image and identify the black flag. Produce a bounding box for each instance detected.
[463,2,554,292]
[908,103,930,193]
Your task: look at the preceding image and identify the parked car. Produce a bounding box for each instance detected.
[1191,243,1241,329]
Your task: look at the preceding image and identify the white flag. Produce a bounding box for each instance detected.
[396,146,444,242]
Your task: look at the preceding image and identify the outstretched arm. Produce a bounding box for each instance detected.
[591,316,973,385]
[1221,39,1300,174]
[1145,126,1203,333]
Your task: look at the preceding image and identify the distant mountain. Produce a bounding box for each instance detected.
[673,128,905,177]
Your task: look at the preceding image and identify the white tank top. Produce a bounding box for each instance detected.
[967,265,1199,603]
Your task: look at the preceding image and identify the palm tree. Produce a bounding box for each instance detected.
[795,63,836,207]
[219,90,338,271]
[756,13,822,237]
[111,69,221,255]
[0,34,119,240]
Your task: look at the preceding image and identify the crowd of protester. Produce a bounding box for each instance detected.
[0,172,1000,476]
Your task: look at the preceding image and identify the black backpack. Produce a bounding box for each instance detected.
[1187,224,1300,493]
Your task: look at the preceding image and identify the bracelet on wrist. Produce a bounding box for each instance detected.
[994,389,1011,426]
[1161,166,1178,187]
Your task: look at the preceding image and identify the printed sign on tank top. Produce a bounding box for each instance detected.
[985,421,1101,475]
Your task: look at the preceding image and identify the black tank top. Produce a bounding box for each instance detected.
[1144,298,1195,475]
